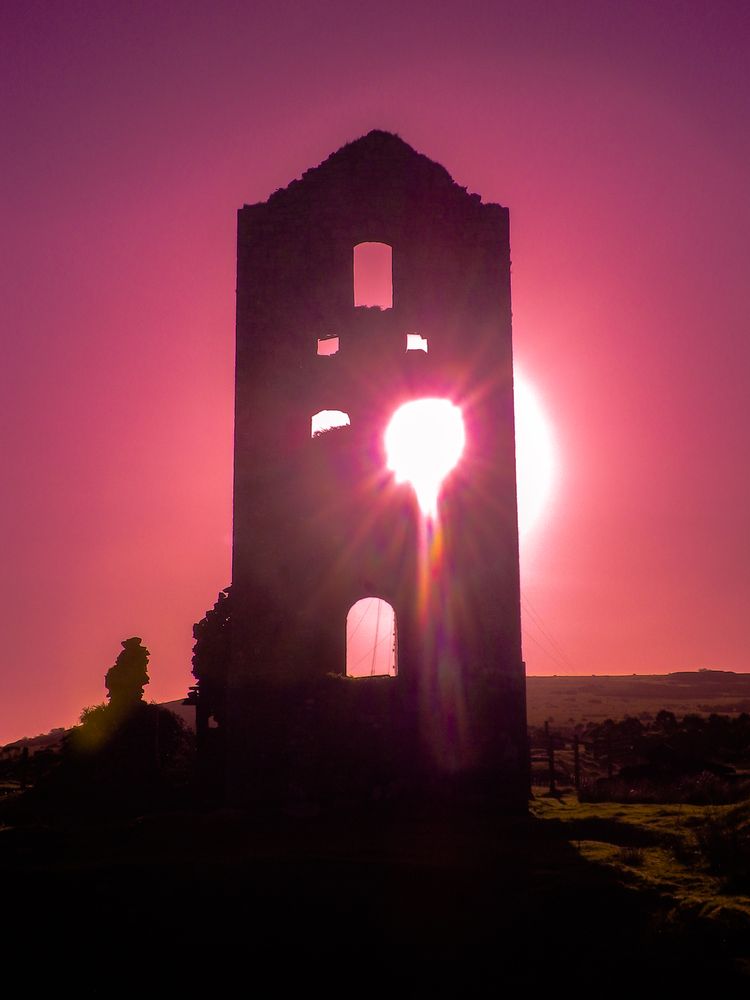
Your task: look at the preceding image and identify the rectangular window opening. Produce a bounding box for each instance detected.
[406,333,428,353]
[317,336,339,356]
[353,242,393,310]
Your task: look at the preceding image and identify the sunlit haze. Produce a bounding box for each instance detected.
[514,371,556,539]
[385,399,466,518]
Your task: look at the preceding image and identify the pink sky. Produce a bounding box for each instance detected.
[2,1,749,742]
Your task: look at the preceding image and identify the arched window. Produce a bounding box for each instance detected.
[311,410,350,437]
[346,598,397,678]
[353,242,393,309]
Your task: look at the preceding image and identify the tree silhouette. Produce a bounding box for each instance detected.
[191,587,231,738]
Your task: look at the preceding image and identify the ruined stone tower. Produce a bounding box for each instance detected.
[228,131,527,808]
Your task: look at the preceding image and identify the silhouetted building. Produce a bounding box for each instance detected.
[228,131,527,809]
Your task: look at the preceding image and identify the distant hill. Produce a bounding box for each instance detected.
[526,670,750,727]
[160,699,196,731]
[0,727,68,757]
[4,674,750,751]
[1,699,196,756]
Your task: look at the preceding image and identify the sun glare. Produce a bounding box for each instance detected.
[384,376,554,534]
[385,398,465,518]
[514,371,556,538]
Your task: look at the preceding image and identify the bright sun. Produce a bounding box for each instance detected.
[385,376,555,534]
[385,398,466,518]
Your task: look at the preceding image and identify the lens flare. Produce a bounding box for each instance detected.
[385,398,466,518]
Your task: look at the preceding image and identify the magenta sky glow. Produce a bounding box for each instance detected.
[2,1,750,742]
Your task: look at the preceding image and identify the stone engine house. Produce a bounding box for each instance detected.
[228,131,527,808]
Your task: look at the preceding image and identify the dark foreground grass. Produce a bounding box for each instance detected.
[1,796,749,992]
[533,795,750,964]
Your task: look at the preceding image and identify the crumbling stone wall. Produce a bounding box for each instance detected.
[229,131,527,808]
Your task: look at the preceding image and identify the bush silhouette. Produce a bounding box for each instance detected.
[12,638,195,821]
[192,587,231,730]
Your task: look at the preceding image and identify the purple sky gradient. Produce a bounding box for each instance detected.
[2,1,749,742]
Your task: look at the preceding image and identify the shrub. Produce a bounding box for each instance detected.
[693,806,750,890]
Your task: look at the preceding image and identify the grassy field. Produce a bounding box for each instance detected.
[532,794,749,907]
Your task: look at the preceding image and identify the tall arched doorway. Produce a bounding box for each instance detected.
[346,598,397,678]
